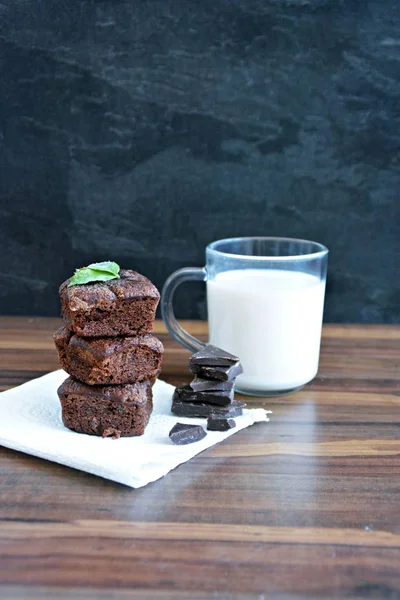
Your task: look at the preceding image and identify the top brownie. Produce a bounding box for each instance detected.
[59,269,160,337]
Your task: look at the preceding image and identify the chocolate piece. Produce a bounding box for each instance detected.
[59,269,160,337]
[207,417,236,431]
[172,398,246,419]
[190,376,234,393]
[189,344,239,368]
[173,384,234,406]
[54,326,163,386]
[190,361,243,381]
[169,422,207,445]
[57,377,153,437]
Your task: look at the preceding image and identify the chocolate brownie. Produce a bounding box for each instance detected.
[54,326,163,386]
[59,269,160,337]
[58,377,153,438]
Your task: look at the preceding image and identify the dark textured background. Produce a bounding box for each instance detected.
[0,0,399,322]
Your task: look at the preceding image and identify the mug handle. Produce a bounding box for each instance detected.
[161,267,207,352]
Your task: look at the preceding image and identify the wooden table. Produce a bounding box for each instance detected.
[0,317,399,600]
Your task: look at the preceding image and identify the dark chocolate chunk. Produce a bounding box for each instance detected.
[189,344,239,367]
[207,417,236,431]
[171,398,246,419]
[190,376,234,393]
[169,422,207,445]
[173,384,234,406]
[191,361,243,381]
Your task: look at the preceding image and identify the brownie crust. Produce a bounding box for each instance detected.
[58,377,153,438]
[54,326,163,385]
[59,269,160,337]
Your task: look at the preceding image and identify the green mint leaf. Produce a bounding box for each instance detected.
[68,263,120,287]
[86,261,120,276]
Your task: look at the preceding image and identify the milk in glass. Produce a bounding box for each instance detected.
[207,269,325,392]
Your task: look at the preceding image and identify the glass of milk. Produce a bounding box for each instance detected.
[161,237,328,396]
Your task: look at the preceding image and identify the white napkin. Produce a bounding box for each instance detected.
[0,370,270,488]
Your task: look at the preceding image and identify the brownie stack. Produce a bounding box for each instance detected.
[171,345,246,425]
[54,270,163,438]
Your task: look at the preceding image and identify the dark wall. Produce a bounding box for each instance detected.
[0,0,399,323]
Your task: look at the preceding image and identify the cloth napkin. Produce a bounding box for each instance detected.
[0,370,270,488]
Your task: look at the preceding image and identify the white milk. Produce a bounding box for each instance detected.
[207,269,325,392]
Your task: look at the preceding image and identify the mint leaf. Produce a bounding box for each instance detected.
[68,262,120,287]
[86,261,120,276]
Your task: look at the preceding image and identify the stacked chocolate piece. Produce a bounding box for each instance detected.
[54,270,163,438]
[171,344,246,431]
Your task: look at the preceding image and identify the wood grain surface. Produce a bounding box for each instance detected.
[0,317,399,600]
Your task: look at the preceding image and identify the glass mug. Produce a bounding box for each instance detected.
[161,237,328,396]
